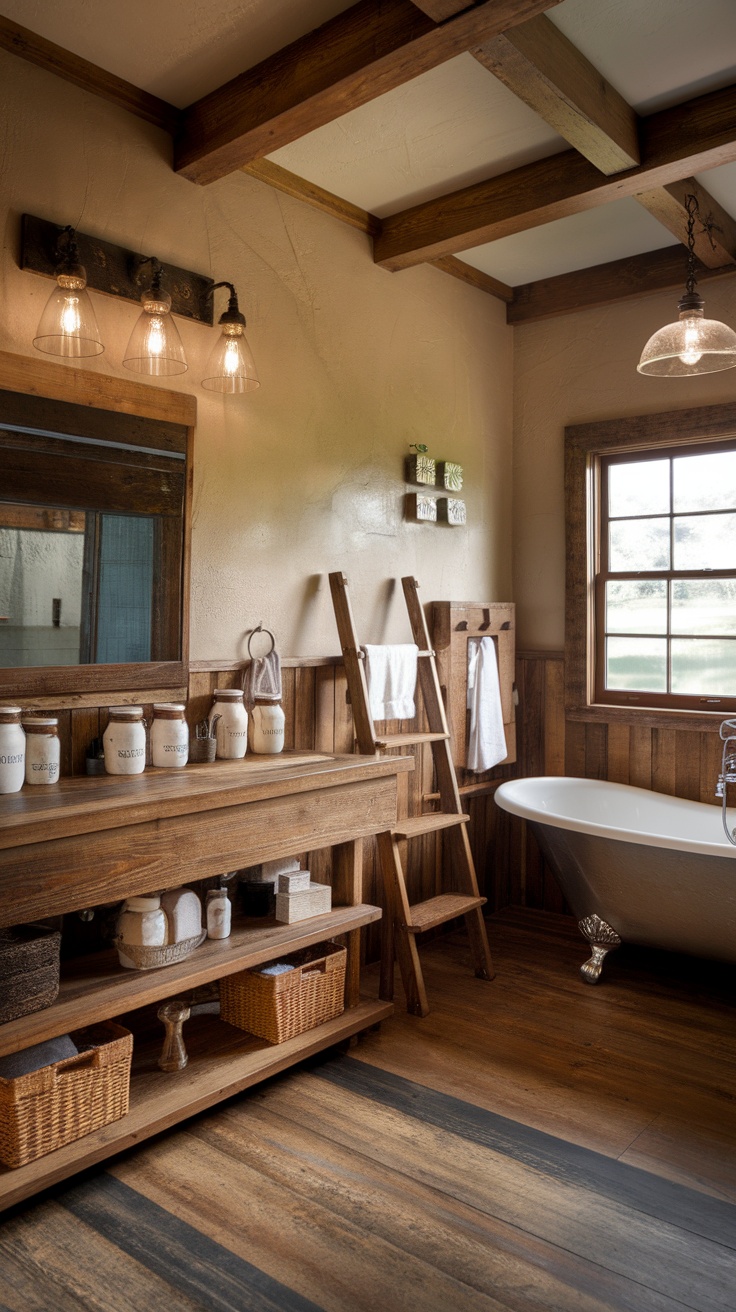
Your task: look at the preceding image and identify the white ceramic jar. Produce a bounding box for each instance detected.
[206,887,232,939]
[208,689,248,760]
[22,717,60,785]
[0,707,25,794]
[116,893,167,969]
[248,697,286,755]
[103,706,147,776]
[151,703,189,768]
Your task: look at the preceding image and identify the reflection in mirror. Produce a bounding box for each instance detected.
[0,505,161,666]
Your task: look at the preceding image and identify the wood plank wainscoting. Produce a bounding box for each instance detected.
[17,648,725,950]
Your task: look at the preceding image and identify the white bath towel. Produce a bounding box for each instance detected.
[467,637,507,772]
[363,643,418,721]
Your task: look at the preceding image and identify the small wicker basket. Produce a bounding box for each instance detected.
[0,1021,133,1169]
[220,941,346,1044]
[0,923,61,1026]
[114,931,206,971]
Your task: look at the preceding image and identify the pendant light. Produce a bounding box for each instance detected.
[123,257,187,376]
[201,282,260,393]
[32,226,104,358]
[638,194,736,377]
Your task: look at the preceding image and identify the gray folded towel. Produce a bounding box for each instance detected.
[0,1034,78,1081]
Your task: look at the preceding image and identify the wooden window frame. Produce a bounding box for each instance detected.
[565,401,736,730]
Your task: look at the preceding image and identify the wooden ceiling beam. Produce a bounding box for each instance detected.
[175,0,564,184]
[0,15,180,134]
[374,82,736,269]
[634,178,736,268]
[507,244,736,325]
[474,13,639,174]
[241,161,512,300]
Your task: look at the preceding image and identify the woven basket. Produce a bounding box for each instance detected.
[114,931,206,971]
[0,924,61,1025]
[0,1021,133,1169]
[220,942,346,1044]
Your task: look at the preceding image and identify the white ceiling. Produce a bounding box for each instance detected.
[3,0,736,289]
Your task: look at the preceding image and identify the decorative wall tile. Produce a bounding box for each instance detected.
[405,454,436,486]
[438,497,466,525]
[438,461,463,491]
[406,492,438,522]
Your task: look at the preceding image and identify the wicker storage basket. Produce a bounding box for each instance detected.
[220,942,346,1044]
[0,1021,133,1169]
[0,924,61,1026]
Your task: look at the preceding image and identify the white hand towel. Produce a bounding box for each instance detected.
[467,636,507,772]
[363,644,418,721]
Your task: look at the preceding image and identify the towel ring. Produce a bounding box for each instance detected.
[247,623,275,659]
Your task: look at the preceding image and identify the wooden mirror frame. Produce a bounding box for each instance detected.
[0,350,194,707]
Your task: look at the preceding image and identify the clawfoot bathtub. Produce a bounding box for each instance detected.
[495,777,736,982]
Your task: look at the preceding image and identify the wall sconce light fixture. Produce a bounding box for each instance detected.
[637,194,736,377]
[202,282,260,393]
[32,225,104,359]
[22,216,260,396]
[123,257,187,376]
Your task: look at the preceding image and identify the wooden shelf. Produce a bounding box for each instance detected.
[0,905,382,1058]
[0,999,392,1212]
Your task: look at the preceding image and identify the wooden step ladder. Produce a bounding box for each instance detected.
[329,572,495,1016]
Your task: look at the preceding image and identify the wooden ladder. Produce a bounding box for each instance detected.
[329,572,495,1016]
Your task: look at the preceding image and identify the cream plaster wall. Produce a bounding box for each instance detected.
[513,280,736,651]
[0,54,513,663]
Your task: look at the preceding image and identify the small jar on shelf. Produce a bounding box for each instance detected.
[248,696,285,755]
[103,707,147,776]
[150,703,189,768]
[22,716,60,785]
[0,707,25,794]
[208,689,248,759]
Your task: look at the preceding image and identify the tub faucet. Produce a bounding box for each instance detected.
[717,720,736,845]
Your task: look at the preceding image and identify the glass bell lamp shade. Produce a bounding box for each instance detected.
[33,271,104,358]
[122,289,187,376]
[638,297,736,377]
[201,322,260,393]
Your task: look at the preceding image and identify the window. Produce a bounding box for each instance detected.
[565,403,736,720]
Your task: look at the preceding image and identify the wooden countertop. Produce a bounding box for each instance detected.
[0,751,414,851]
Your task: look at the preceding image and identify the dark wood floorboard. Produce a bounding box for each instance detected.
[0,909,734,1311]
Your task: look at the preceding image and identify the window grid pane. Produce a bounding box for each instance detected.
[600,443,736,703]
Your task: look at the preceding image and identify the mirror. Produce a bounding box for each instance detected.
[0,352,193,701]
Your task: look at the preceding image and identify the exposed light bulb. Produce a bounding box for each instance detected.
[679,316,703,366]
[145,316,166,358]
[223,335,242,376]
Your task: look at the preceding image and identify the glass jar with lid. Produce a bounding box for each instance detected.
[150,703,189,768]
[22,716,60,785]
[0,706,25,794]
[103,706,147,775]
[208,689,248,759]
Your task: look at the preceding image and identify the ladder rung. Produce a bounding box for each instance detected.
[392,812,470,840]
[375,731,449,749]
[406,893,486,933]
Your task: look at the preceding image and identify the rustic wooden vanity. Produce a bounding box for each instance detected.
[0,750,411,1210]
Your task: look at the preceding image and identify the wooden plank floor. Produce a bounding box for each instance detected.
[1,908,734,1311]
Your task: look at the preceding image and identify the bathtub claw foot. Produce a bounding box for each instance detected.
[578,915,621,984]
